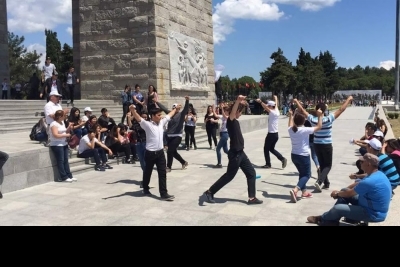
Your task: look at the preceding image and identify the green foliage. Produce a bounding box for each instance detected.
[8,31,41,86]
[388,113,395,119]
[45,29,62,69]
[59,43,74,82]
[395,113,399,119]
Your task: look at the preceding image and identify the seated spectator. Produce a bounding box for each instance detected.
[85,115,98,131]
[307,153,392,226]
[49,110,75,183]
[353,130,384,156]
[77,129,114,171]
[31,117,49,143]
[378,119,388,137]
[81,107,93,123]
[105,125,132,163]
[118,123,138,163]
[382,139,400,194]
[66,107,87,139]
[98,108,116,141]
[351,138,400,196]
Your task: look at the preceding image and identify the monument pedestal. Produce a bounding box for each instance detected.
[73,0,215,112]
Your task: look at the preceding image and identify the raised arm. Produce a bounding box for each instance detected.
[167,107,178,118]
[334,96,353,119]
[273,95,278,109]
[179,96,190,125]
[288,110,294,127]
[293,99,309,117]
[255,99,272,113]
[313,109,323,132]
[129,105,142,122]
[156,101,171,114]
[230,95,246,121]
[220,103,229,119]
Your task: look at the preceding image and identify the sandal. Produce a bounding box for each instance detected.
[301,192,313,199]
[290,190,298,203]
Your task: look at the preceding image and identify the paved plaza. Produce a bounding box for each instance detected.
[0,107,398,226]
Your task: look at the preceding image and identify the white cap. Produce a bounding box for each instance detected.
[267,101,276,107]
[172,103,178,108]
[49,91,62,97]
[365,138,382,151]
[373,131,384,138]
[84,107,93,112]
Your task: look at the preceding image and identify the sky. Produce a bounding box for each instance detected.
[5,0,398,81]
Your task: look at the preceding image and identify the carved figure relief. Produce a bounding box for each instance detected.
[168,31,208,89]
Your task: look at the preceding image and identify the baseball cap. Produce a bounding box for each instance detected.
[84,107,93,112]
[373,131,384,138]
[49,91,62,97]
[365,138,382,151]
[358,153,380,167]
[267,101,276,107]
[172,103,178,109]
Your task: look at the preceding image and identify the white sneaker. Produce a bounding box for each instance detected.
[64,178,73,183]
[71,178,78,182]
[314,182,322,192]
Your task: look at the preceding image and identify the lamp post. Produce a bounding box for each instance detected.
[395,0,400,106]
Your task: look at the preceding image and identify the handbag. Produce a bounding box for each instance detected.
[68,135,80,149]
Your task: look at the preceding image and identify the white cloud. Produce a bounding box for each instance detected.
[7,0,72,33]
[26,43,46,68]
[379,60,395,70]
[66,27,72,36]
[213,0,341,44]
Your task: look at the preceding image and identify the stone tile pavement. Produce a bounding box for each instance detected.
[0,107,397,226]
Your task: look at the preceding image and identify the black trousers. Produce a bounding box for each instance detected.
[206,125,217,147]
[0,151,9,170]
[2,90,7,99]
[67,84,75,103]
[209,150,256,198]
[109,142,131,159]
[167,136,185,168]
[184,126,196,147]
[314,143,333,186]
[142,149,168,195]
[263,132,284,166]
[121,103,130,124]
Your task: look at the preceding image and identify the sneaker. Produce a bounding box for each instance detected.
[103,164,113,169]
[301,192,313,199]
[322,185,330,190]
[161,194,175,201]
[140,181,143,188]
[262,165,271,169]
[143,191,153,196]
[213,164,223,168]
[186,147,189,151]
[314,182,322,192]
[95,165,105,171]
[248,198,263,205]
[166,168,171,173]
[282,158,288,169]
[67,100,71,104]
[182,162,188,170]
[71,178,78,182]
[307,216,322,225]
[204,191,215,203]
[64,178,73,183]
[194,146,197,150]
[290,190,298,203]
[0,191,2,199]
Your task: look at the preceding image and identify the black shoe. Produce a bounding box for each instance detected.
[140,182,143,188]
[248,198,263,205]
[125,159,131,164]
[95,165,105,171]
[0,191,2,199]
[282,158,288,169]
[213,164,223,168]
[322,185,330,190]
[262,165,271,169]
[161,194,175,201]
[103,164,113,169]
[143,191,152,196]
[204,191,215,203]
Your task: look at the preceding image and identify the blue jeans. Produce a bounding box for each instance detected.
[309,143,319,168]
[216,132,229,165]
[50,145,73,180]
[321,188,371,223]
[136,142,146,172]
[73,128,87,139]
[291,154,311,191]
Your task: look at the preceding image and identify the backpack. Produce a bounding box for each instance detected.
[29,122,40,141]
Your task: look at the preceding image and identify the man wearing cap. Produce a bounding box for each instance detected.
[256,95,287,169]
[41,72,63,102]
[156,97,190,172]
[81,107,93,124]
[307,153,392,226]
[43,91,65,146]
[351,138,400,195]
[354,130,384,156]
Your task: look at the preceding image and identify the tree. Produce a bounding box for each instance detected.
[45,29,62,69]
[59,43,74,82]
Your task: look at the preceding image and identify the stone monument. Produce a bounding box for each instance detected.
[0,0,10,97]
[74,0,215,111]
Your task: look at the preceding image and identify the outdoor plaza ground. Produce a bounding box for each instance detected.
[0,107,398,226]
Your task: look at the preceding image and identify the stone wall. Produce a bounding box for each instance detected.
[75,0,215,112]
[0,0,10,93]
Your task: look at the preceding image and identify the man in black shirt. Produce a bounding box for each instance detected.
[203,95,263,205]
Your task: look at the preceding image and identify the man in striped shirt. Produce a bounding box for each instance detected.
[294,96,353,192]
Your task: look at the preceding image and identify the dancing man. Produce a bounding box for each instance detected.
[203,95,263,205]
[129,101,179,201]
[256,95,287,169]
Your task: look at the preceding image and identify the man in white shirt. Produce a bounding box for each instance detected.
[44,91,67,146]
[14,83,22,99]
[81,107,93,123]
[129,101,179,201]
[2,78,8,99]
[256,95,287,169]
[42,57,57,83]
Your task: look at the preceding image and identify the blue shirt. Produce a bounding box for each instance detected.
[378,153,400,187]
[133,92,144,103]
[307,114,335,144]
[354,171,392,222]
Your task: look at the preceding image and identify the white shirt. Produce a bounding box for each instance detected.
[42,63,56,80]
[15,83,21,92]
[268,109,280,133]
[81,115,89,122]
[186,115,196,127]
[44,101,62,125]
[78,135,98,154]
[140,116,171,151]
[218,115,228,132]
[2,82,7,91]
[49,121,67,146]
[288,126,314,156]
[50,80,58,93]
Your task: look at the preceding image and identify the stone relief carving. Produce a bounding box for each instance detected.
[168,31,208,89]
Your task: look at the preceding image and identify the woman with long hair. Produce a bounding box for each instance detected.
[213,103,229,168]
[184,107,197,150]
[50,110,75,182]
[146,85,158,112]
[67,107,86,139]
[288,109,323,203]
[204,105,219,149]
[378,119,388,137]
[106,125,132,164]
